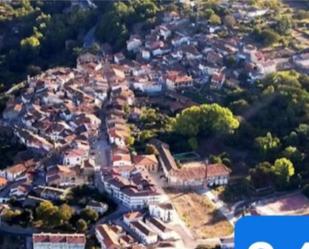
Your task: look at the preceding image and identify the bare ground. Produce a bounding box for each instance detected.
[167,190,233,239]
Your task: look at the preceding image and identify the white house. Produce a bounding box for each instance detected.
[210,70,226,89]
[108,128,128,147]
[165,71,193,90]
[1,163,27,182]
[146,217,177,241]
[206,163,231,186]
[148,203,175,223]
[158,25,171,40]
[132,81,162,95]
[171,35,190,47]
[112,153,132,167]
[127,36,143,52]
[63,148,88,167]
[130,220,158,245]
[141,49,151,60]
[101,169,163,210]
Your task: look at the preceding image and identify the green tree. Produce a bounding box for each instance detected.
[274,15,292,35]
[80,208,99,223]
[2,209,20,224]
[95,0,158,50]
[174,104,239,137]
[299,74,309,91]
[229,99,249,114]
[57,204,74,224]
[250,161,273,188]
[174,106,201,137]
[272,158,295,190]
[253,28,280,46]
[199,103,239,135]
[260,29,280,46]
[36,201,58,226]
[126,135,135,146]
[223,15,236,28]
[20,36,40,49]
[281,146,304,167]
[188,137,198,150]
[140,108,158,123]
[140,130,156,142]
[209,14,221,25]
[20,35,41,61]
[76,218,88,232]
[203,8,214,19]
[255,132,281,158]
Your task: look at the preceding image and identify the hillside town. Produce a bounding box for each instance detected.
[0,0,308,249]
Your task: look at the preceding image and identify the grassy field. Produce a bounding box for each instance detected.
[167,191,233,239]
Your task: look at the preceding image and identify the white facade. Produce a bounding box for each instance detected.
[141,50,151,60]
[132,82,162,94]
[207,175,229,187]
[148,204,175,223]
[112,159,132,167]
[33,239,85,249]
[103,180,162,210]
[166,79,193,91]
[63,155,83,167]
[127,38,142,52]
[109,135,126,147]
[129,221,158,245]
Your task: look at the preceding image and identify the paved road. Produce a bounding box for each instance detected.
[93,134,110,168]
[0,222,36,236]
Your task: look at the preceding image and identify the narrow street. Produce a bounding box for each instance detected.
[93,135,110,167]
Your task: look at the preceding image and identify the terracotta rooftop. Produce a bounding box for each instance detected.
[33,233,86,245]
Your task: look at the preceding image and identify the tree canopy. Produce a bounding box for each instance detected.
[272,158,295,189]
[173,103,239,137]
[95,0,159,50]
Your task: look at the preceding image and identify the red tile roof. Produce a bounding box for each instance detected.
[33,233,86,245]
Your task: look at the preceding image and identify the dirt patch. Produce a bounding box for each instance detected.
[167,190,233,239]
[255,192,309,215]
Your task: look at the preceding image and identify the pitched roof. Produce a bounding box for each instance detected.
[33,233,85,245]
[0,177,8,187]
[150,139,178,172]
[207,163,231,177]
[133,155,158,166]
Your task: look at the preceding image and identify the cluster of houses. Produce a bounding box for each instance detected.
[0,7,275,248]
[93,46,233,247]
[96,210,180,249]
[121,10,280,94]
[0,48,234,249]
[0,53,112,200]
[1,1,308,247]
